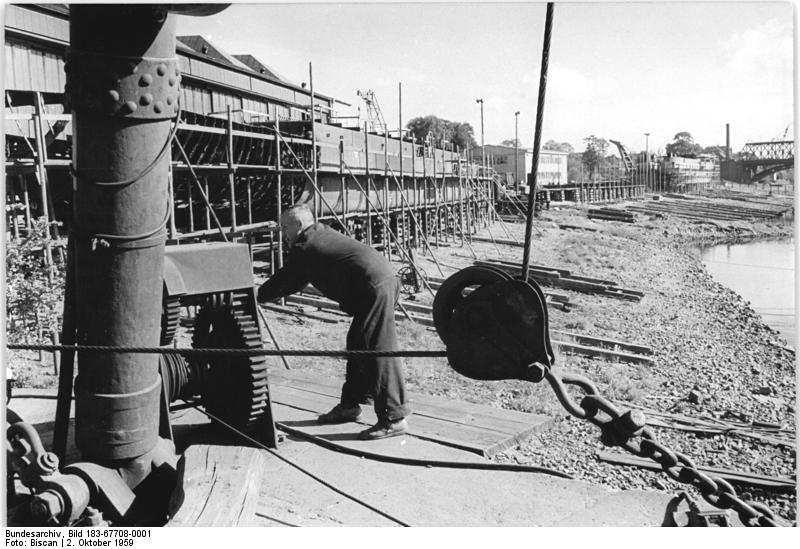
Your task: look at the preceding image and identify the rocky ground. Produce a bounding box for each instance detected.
[7,192,796,523]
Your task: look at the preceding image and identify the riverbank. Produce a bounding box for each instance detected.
[6,193,796,522]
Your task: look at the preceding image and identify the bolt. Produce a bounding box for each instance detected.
[153,101,164,114]
[140,93,153,106]
[30,491,63,521]
[108,89,120,102]
[36,452,59,475]
[619,410,647,434]
[156,63,167,77]
[139,74,153,87]
[125,100,138,113]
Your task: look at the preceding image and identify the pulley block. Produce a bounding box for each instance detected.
[432,265,511,343]
[433,267,555,382]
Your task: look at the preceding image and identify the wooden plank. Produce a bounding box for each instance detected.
[167,445,266,526]
[552,340,654,366]
[597,451,795,490]
[269,373,552,458]
[270,371,547,436]
[551,330,653,356]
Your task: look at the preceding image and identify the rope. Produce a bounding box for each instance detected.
[187,400,411,526]
[6,343,448,358]
[521,3,554,281]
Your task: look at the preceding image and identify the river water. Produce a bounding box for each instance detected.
[700,238,796,348]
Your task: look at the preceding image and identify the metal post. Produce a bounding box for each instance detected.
[411,136,418,248]
[187,175,195,233]
[383,131,389,258]
[247,177,253,224]
[515,110,520,192]
[69,4,176,460]
[167,162,177,239]
[227,105,237,231]
[364,123,372,246]
[398,82,405,249]
[339,136,346,232]
[309,62,318,221]
[204,177,211,230]
[275,119,284,304]
[645,132,650,193]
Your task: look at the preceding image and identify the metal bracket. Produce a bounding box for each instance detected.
[65,49,180,119]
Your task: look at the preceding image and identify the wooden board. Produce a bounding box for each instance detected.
[269,370,553,458]
[167,445,266,526]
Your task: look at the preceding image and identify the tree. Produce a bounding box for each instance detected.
[499,138,522,148]
[406,116,477,150]
[544,140,574,153]
[701,145,730,159]
[582,135,608,181]
[666,131,703,157]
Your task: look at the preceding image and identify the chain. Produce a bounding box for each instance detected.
[6,343,447,359]
[543,369,780,527]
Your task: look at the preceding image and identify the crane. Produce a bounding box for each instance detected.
[357,89,387,134]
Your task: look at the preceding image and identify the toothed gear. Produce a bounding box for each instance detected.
[160,290,181,346]
[191,298,269,429]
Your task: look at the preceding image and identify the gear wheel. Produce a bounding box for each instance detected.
[191,297,270,430]
[159,288,181,346]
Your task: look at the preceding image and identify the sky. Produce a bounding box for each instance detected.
[175,1,794,154]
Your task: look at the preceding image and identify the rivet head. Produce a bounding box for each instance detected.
[108,89,120,102]
[168,76,176,86]
[156,64,167,76]
[153,101,164,114]
[140,93,153,106]
[139,74,153,86]
[125,100,138,112]
[166,96,173,106]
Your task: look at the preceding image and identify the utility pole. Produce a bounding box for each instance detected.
[514,110,520,192]
[645,132,650,192]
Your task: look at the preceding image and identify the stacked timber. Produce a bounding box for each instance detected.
[587,207,636,223]
[277,288,654,366]
[473,259,644,302]
[625,196,792,222]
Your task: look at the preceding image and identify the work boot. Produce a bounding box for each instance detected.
[357,418,408,440]
[317,404,362,424]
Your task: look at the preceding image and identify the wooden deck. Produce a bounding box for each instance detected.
[268,370,553,458]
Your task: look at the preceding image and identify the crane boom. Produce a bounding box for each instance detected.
[357,89,387,134]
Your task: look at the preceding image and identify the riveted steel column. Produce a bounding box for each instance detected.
[68,5,178,460]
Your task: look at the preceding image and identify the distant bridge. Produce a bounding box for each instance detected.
[722,140,794,183]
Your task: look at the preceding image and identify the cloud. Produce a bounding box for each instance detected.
[718,18,793,80]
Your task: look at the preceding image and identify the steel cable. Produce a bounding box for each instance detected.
[6,343,448,358]
[521,2,554,281]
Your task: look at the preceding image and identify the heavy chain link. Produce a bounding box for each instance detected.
[544,369,780,527]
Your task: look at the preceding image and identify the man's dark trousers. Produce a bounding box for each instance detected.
[340,277,409,423]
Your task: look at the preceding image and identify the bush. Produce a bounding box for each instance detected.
[6,218,65,344]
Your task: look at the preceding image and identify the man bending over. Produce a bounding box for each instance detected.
[257,204,410,440]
